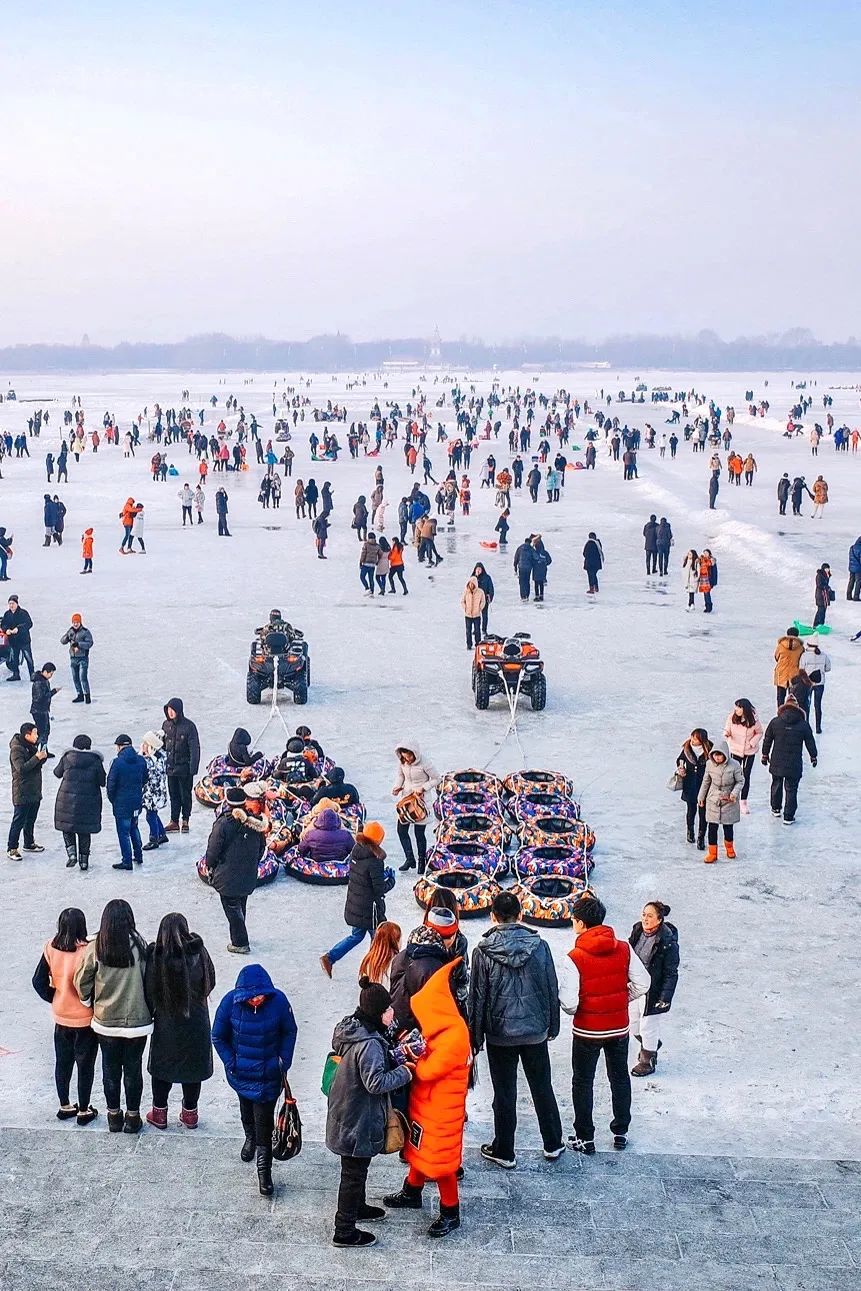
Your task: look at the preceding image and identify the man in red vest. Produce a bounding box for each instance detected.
[559,895,650,1153]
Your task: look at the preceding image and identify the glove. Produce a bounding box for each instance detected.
[761,756,769,765]
[811,758,817,767]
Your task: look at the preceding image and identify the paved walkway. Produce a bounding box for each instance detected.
[1,1127,859,1290]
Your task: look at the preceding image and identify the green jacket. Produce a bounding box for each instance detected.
[74,941,153,1037]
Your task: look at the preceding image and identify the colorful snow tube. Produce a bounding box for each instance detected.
[514,844,595,881]
[436,813,507,850]
[510,791,582,825]
[426,840,504,877]
[434,789,502,821]
[280,847,351,885]
[519,816,596,853]
[414,868,501,918]
[194,775,224,808]
[196,851,280,888]
[503,770,574,799]
[510,875,596,928]
[437,769,501,797]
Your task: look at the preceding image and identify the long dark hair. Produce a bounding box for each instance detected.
[52,907,87,952]
[149,912,213,1018]
[96,899,146,968]
[731,698,757,727]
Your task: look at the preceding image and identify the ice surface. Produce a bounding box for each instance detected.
[1,368,859,1158]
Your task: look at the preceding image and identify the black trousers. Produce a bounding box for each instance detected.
[587,571,599,592]
[217,513,230,535]
[238,1095,276,1147]
[645,551,657,574]
[770,775,800,821]
[657,549,669,576]
[731,753,755,800]
[847,572,861,601]
[221,894,249,948]
[335,1155,371,1237]
[62,830,91,859]
[707,822,734,844]
[571,1034,631,1141]
[151,1077,201,1109]
[99,1035,147,1112]
[776,686,788,707]
[8,801,40,848]
[54,1024,99,1106]
[397,821,427,866]
[167,773,193,822]
[465,616,481,647]
[486,1040,563,1160]
[812,684,824,732]
[685,798,706,841]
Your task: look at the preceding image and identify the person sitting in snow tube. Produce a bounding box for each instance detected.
[310,765,360,810]
[425,840,504,877]
[509,791,582,825]
[514,843,594,881]
[436,813,506,850]
[196,784,280,887]
[298,808,353,866]
[437,769,501,797]
[519,816,596,853]
[509,874,595,928]
[414,868,501,918]
[272,737,320,801]
[503,770,574,799]
[433,788,502,821]
[194,727,270,807]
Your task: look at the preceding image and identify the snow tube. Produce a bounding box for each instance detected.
[793,620,832,637]
[519,817,596,853]
[426,840,504,877]
[510,875,596,928]
[437,769,501,796]
[280,847,351,885]
[299,799,366,835]
[197,851,280,888]
[193,754,273,807]
[510,791,582,825]
[436,813,507,850]
[434,789,502,821]
[194,775,223,809]
[414,869,501,918]
[503,770,574,799]
[514,844,595,881]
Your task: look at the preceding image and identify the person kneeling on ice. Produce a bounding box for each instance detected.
[383,959,471,1238]
[697,740,743,863]
[298,807,353,866]
[326,977,413,1248]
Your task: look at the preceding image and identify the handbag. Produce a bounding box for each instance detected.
[666,770,684,792]
[382,1103,408,1154]
[321,1050,341,1097]
[396,790,429,825]
[272,1072,302,1161]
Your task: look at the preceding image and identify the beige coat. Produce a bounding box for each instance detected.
[461,579,487,618]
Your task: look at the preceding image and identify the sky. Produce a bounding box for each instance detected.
[1,0,859,346]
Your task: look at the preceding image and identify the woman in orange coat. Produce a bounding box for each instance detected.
[383,959,471,1237]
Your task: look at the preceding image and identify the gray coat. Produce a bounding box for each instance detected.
[698,742,743,824]
[325,1014,411,1159]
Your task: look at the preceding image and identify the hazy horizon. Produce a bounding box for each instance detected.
[3,0,859,347]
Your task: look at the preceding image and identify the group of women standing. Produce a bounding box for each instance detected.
[682,548,718,612]
[675,698,763,860]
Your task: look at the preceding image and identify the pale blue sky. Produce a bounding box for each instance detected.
[2,1,858,344]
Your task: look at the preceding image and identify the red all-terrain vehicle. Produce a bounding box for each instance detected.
[472,632,546,711]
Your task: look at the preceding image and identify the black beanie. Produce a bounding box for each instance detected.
[358,976,391,1023]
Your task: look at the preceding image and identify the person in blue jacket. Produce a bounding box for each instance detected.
[212,964,298,1197]
[107,734,148,871]
[513,535,535,601]
[847,535,861,601]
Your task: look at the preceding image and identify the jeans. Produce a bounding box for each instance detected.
[770,775,800,821]
[182,505,192,526]
[100,1035,147,1112]
[571,1034,632,1141]
[486,1040,563,1160]
[54,1024,99,1106]
[465,616,481,647]
[657,549,669,576]
[375,574,387,593]
[70,656,90,698]
[327,925,369,964]
[120,525,134,551]
[812,684,824,732]
[217,513,230,535]
[151,1077,201,1110]
[221,895,250,948]
[168,773,193,822]
[360,564,376,592]
[238,1095,276,1147]
[732,753,755,800]
[145,808,167,842]
[115,814,142,866]
[335,1156,371,1237]
[32,711,50,750]
[848,572,861,601]
[397,821,427,867]
[8,801,40,848]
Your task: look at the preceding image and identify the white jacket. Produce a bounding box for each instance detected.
[683,558,699,592]
[799,647,830,683]
[392,742,438,801]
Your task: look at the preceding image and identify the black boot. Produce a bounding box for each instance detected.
[240,1131,255,1162]
[79,847,89,872]
[256,1146,274,1196]
[399,855,416,872]
[696,834,706,852]
[65,841,78,868]
[383,1180,423,1209]
[686,828,695,844]
[428,1203,460,1238]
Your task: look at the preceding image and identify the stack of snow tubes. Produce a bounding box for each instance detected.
[415,768,596,926]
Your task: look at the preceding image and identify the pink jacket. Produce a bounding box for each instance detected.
[723,713,763,758]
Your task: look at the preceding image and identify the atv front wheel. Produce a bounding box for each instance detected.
[474,673,491,710]
[530,674,547,711]
[246,675,263,705]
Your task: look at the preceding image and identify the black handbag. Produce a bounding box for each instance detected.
[272,1072,302,1161]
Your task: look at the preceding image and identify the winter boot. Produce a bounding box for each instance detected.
[696,834,706,852]
[631,1050,657,1077]
[724,841,736,859]
[398,845,416,872]
[79,846,89,872]
[428,1204,460,1238]
[686,827,695,844]
[256,1146,274,1196]
[107,1110,125,1133]
[240,1131,255,1163]
[65,840,78,868]
[165,821,180,833]
[146,1106,168,1130]
[705,844,718,863]
[179,1105,199,1129]
[333,1228,376,1247]
[382,1180,423,1209]
[123,1112,142,1134]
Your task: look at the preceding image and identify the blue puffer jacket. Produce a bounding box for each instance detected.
[849,537,861,576]
[212,964,297,1102]
[106,745,148,818]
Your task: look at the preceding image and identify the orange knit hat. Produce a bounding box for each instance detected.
[363,821,385,844]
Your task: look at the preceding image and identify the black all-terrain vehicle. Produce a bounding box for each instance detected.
[472,632,546,711]
[246,617,310,705]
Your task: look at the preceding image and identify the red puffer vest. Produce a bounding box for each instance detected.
[569,925,631,1040]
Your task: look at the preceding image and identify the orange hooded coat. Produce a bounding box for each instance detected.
[404,958,471,1180]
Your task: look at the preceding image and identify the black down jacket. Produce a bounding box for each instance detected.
[145,934,216,1084]
[761,704,818,779]
[629,920,680,1016]
[53,748,106,834]
[468,922,560,1050]
[162,697,201,776]
[204,810,267,897]
[342,837,388,932]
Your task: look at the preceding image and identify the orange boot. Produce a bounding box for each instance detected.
[725,841,736,859]
[704,844,718,863]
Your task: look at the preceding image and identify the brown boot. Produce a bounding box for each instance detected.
[320,953,333,979]
[165,821,180,833]
[631,1049,657,1077]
